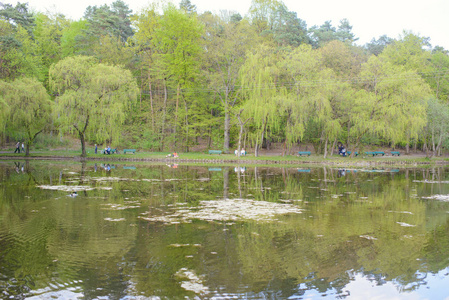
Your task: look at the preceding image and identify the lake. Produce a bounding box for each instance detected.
[0,160,448,299]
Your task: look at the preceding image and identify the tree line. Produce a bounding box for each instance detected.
[0,0,449,157]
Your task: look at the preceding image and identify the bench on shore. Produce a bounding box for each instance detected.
[365,151,385,156]
[391,151,400,156]
[208,167,222,171]
[346,151,358,156]
[298,151,311,156]
[208,150,222,155]
[123,149,136,154]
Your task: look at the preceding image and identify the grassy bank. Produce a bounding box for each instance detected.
[0,149,446,168]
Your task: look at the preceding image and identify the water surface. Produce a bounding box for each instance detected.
[0,161,448,299]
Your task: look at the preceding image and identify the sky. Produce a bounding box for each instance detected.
[7,0,449,49]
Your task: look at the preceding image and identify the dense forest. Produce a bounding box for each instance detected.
[0,0,449,157]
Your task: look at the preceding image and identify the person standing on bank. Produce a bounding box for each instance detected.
[14,142,20,153]
[21,142,24,153]
[95,144,97,154]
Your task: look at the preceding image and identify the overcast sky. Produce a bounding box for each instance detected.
[7,0,449,49]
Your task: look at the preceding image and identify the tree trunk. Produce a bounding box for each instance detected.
[25,142,30,156]
[80,131,86,157]
[148,71,155,131]
[406,133,411,155]
[331,138,337,156]
[224,105,230,154]
[347,122,351,150]
[182,95,189,152]
[174,84,179,148]
[424,134,431,158]
[282,140,286,157]
[184,96,189,153]
[236,111,250,157]
[323,136,329,158]
[256,117,267,158]
[75,116,89,157]
[161,80,167,150]
[436,134,443,156]
[237,124,244,157]
[432,129,436,156]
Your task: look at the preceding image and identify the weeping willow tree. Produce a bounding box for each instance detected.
[350,55,431,152]
[282,44,342,156]
[240,46,281,157]
[49,56,139,157]
[1,77,52,156]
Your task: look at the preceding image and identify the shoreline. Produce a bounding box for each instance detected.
[0,154,446,167]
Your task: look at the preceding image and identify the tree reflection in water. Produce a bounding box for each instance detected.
[0,161,448,299]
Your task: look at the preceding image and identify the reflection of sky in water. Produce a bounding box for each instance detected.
[298,269,449,300]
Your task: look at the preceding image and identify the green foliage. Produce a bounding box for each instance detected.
[0,1,446,155]
[60,20,87,57]
[83,0,133,43]
[0,2,35,35]
[365,35,394,56]
[49,56,139,156]
[264,4,309,47]
[33,132,68,150]
[350,55,431,148]
[1,77,52,155]
[426,50,449,102]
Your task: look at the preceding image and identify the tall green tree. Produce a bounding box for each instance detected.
[336,18,358,44]
[365,35,394,56]
[380,32,433,152]
[240,45,281,156]
[0,2,35,35]
[427,50,449,101]
[0,84,10,144]
[0,77,52,155]
[0,2,39,80]
[248,0,284,34]
[60,20,87,57]
[381,32,431,72]
[309,19,357,48]
[131,4,162,146]
[425,98,449,156]
[309,20,337,48]
[83,0,133,43]
[257,3,309,47]
[34,12,70,87]
[77,0,134,57]
[154,3,203,151]
[350,56,430,152]
[202,13,258,153]
[283,44,349,156]
[49,56,139,157]
[179,0,197,14]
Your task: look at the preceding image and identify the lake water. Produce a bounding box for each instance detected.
[0,161,449,299]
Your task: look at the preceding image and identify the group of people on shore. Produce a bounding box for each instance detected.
[94,144,117,154]
[234,148,246,156]
[13,142,24,153]
[166,152,179,158]
[338,143,347,156]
